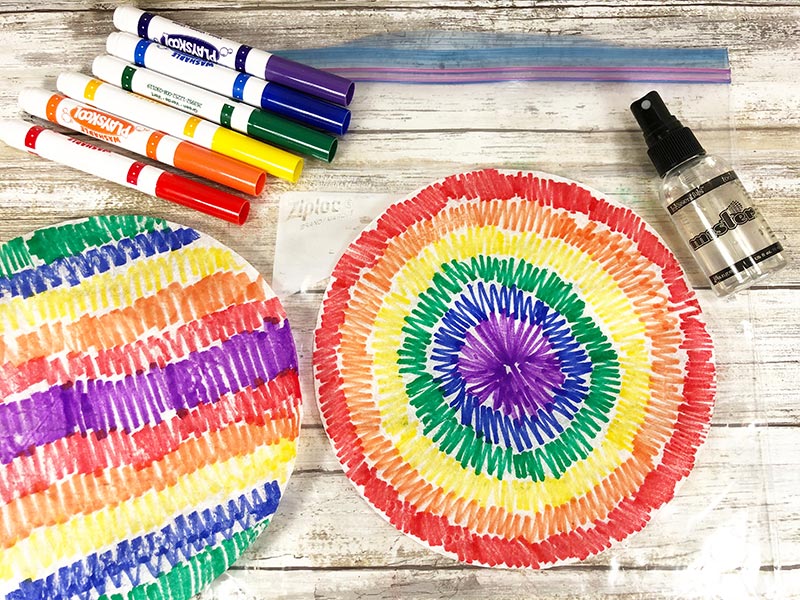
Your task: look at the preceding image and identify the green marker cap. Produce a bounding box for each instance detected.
[246,109,338,163]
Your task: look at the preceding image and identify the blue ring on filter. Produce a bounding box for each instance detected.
[133,39,151,67]
[232,73,251,102]
[429,281,592,452]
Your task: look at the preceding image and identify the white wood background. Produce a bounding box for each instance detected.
[1,2,799,599]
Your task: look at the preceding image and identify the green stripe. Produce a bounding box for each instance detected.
[220,104,235,128]
[397,256,621,481]
[0,216,167,277]
[99,522,267,600]
[0,237,30,278]
[121,65,137,92]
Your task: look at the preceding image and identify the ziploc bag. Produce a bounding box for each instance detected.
[258,33,787,600]
[274,32,733,297]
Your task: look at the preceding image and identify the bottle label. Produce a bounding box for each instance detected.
[688,199,756,251]
[664,168,785,290]
[708,241,784,284]
[667,170,737,215]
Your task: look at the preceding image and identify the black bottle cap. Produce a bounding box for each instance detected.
[630,91,705,177]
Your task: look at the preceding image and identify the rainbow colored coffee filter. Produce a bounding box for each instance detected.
[313,169,715,568]
[0,215,301,599]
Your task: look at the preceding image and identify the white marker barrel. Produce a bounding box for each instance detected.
[98,46,338,162]
[18,88,266,195]
[105,31,351,136]
[113,4,355,106]
[0,118,251,224]
[0,118,160,194]
[58,71,302,182]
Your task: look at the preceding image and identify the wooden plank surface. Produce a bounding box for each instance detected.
[0,1,798,599]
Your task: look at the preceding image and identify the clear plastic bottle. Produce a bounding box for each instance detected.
[631,91,787,297]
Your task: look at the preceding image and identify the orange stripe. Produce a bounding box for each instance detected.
[0,299,284,396]
[146,131,165,160]
[0,271,267,366]
[0,416,299,549]
[45,93,65,122]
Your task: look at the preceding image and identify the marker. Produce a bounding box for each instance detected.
[113,5,355,107]
[19,88,267,196]
[58,72,303,183]
[98,44,337,163]
[105,32,351,136]
[0,119,250,225]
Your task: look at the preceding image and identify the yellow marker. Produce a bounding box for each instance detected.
[57,70,302,183]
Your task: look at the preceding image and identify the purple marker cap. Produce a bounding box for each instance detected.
[265,55,355,107]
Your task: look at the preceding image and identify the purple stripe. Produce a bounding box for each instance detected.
[330,66,731,74]
[137,11,155,39]
[0,321,297,464]
[327,72,732,84]
[235,45,252,72]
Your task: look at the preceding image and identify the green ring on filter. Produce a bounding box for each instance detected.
[246,109,338,163]
[396,256,622,482]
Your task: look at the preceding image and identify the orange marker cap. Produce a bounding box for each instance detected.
[173,142,266,196]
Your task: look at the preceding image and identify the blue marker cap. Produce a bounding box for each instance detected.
[260,83,350,136]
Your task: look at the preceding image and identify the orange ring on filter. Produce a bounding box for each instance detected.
[337,210,684,536]
[314,170,715,568]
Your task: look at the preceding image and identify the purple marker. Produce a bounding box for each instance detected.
[113,5,355,107]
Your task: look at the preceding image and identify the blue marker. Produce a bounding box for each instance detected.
[107,32,351,135]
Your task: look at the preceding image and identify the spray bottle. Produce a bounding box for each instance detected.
[631,91,787,296]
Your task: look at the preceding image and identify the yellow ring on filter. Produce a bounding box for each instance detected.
[337,204,677,513]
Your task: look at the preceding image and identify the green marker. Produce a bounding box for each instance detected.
[95,51,338,163]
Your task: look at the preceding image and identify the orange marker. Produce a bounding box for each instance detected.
[18,88,266,196]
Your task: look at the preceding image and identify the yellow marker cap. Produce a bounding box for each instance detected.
[212,128,303,183]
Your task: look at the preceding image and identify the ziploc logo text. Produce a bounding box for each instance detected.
[160,34,220,62]
[69,107,134,143]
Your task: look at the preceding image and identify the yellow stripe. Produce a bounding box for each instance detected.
[183,116,202,137]
[0,245,249,333]
[342,215,670,514]
[0,438,296,581]
[83,78,102,101]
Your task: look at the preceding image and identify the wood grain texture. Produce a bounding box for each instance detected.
[0,1,798,599]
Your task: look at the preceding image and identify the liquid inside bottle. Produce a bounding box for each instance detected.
[662,154,787,296]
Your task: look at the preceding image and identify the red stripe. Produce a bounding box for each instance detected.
[0,297,285,397]
[126,161,146,185]
[314,169,715,566]
[24,125,45,150]
[0,370,300,504]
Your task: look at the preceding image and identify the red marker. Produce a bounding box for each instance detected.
[0,119,250,225]
[19,88,266,196]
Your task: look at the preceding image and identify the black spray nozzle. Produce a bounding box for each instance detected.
[630,91,682,149]
[630,90,705,177]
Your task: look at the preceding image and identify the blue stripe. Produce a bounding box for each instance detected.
[0,226,200,300]
[232,72,250,101]
[7,481,282,600]
[133,38,151,67]
[137,11,154,39]
[272,31,731,84]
